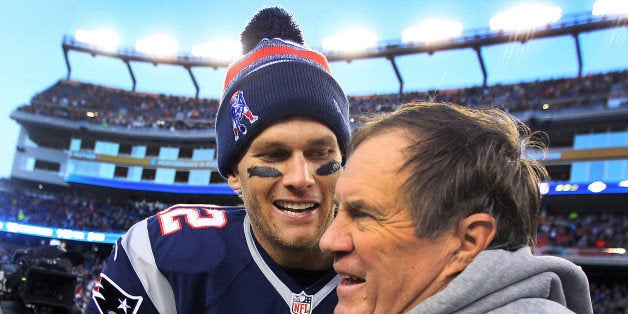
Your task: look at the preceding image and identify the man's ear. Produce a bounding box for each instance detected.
[442,213,496,277]
[227,172,241,191]
[457,213,496,259]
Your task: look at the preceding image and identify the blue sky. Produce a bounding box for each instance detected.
[0,0,626,178]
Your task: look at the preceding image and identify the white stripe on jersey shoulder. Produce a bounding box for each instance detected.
[121,218,177,314]
[243,214,340,310]
[113,243,118,261]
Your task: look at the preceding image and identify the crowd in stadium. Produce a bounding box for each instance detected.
[537,211,627,250]
[22,80,219,131]
[15,70,626,131]
[4,67,628,313]
[350,69,626,116]
[1,197,626,312]
[13,236,628,313]
[0,186,156,232]
[1,184,625,251]
[589,282,628,314]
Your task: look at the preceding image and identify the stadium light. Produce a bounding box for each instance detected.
[135,33,179,57]
[538,182,550,195]
[402,19,463,43]
[490,3,562,32]
[592,0,628,16]
[605,248,627,255]
[555,183,579,192]
[74,28,120,52]
[191,37,242,62]
[587,181,607,193]
[322,27,377,53]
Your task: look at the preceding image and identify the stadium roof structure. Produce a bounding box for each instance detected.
[62,11,626,98]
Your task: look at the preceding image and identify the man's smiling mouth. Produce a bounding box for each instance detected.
[274,201,318,215]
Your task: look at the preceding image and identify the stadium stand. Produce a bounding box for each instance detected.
[2,8,626,310]
[2,70,627,312]
[14,70,626,131]
[21,80,218,130]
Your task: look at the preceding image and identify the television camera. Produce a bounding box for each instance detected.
[0,246,82,314]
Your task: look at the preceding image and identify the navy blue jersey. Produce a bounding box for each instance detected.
[86,204,339,313]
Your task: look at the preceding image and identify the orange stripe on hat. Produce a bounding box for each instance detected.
[223,45,331,91]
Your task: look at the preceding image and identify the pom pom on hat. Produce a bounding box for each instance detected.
[240,7,305,54]
[215,7,351,178]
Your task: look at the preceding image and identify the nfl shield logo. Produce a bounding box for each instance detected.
[291,291,313,314]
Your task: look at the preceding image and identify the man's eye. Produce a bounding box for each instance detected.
[353,211,370,219]
[259,151,288,161]
[347,209,371,220]
[307,149,331,160]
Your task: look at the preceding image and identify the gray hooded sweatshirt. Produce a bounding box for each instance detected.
[407,247,593,313]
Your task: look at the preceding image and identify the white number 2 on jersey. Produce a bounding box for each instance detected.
[157,205,228,236]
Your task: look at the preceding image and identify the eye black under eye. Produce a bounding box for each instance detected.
[317,161,341,176]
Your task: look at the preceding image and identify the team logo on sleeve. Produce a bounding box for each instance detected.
[92,273,143,314]
[229,90,258,141]
[291,291,313,314]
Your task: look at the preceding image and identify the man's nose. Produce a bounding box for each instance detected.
[282,153,315,192]
[320,214,353,255]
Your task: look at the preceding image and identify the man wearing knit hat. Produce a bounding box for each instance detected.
[87,7,350,314]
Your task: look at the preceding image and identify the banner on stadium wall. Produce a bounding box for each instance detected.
[65,174,236,194]
[540,180,628,195]
[526,147,628,162]
[0,220,123,244]
[69,151,218,170]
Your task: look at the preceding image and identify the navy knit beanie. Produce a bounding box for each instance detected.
[216,7,351,178]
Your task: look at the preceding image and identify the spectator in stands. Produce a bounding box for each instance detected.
[320,102,593,313]
[86,7,350,313]
[21,66,625,130]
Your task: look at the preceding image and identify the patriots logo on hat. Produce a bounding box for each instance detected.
[291,291,313,314]
[229,90,258,141]
[92,273,143,314]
